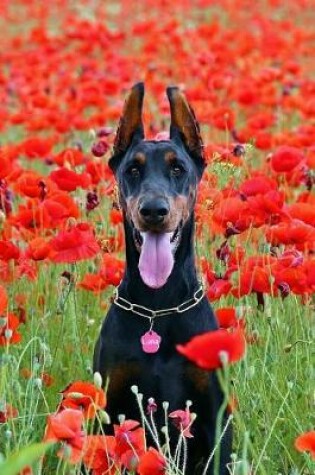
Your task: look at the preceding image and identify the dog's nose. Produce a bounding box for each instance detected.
[139,198,170,225]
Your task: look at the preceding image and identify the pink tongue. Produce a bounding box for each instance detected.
[139,232,174,288]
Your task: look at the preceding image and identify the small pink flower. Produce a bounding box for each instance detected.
[146,397,157,415]
[169,408,194,438]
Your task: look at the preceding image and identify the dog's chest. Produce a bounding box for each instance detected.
[95,302,218,420]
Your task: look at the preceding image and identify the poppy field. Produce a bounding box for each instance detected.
[0,0,314,474]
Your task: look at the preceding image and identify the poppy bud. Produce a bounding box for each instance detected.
[0,317,6,327]
[219,350,229,366]
[118,414,126,423]
[61,271,73,283]
[233,144,246,157]
[97,127,113,138]
[225,224,241,238]
[93,371,103,388]
[283,344,292,353]
[86,191,99,211]
[5,429,12,440]
[62,444,72,460]
[66,391,85,399]
[34,378,43,389]
[146,397,157,414]
[216,241,230,263]
[4,329,13,340]
[131,385,139,394]
[91,140,109,157]
[38,180,47,201]
[278,282,290,298]
[99,410,111,424]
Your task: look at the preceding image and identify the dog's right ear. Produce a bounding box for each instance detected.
[109,82,145,173]
[167,86,205,179]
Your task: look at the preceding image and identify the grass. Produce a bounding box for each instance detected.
[0,206,313,473]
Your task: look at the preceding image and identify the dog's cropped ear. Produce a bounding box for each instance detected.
[109,82,145,173]
[167,86,205,178]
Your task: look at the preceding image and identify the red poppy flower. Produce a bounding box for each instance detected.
[85,161,113,185]
[287,203,315,227]
[40,191,80,226]
[25,237,51,261]
[0,151,13,180]
[14,171,49,198]
[273,266,307,295]
[270,146,305,173]
[212,197,251,233]
[137,448,167,475]
[232,266,272,298]
[239,175,277,197]
[60,381,106,419]
[83,435,117,475]
[114,420,145,470]
[211,106,235,130]
[19,136,55,160]
[49,223,100,263]
[207,279,232,301]
[277,250,303,268]
[266,220,315,249]
[0,285,8,314]
[110,208,123,225]
[0,240,20,261]
[43,409,85,464]
[100,254,125,287]
[54,148,86,167]
[0,313,22,345]
[10,192,80,231]
[246,190,287,227]
[215,307,242,329]
[78,273,110,293]
[305,259,315,292]
[246,111,275,130]
[0,403,18,423]
[50,167,91,192]
[294,431,315,460]
[17,258,38,281]
[177,328,246,370]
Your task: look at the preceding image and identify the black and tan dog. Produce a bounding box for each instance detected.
[94,83,232,474]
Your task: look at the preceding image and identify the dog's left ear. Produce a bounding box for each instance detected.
[167,86,205,178]
[109,82,145,173]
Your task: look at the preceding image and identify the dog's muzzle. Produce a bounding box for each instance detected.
[138,197,170,226]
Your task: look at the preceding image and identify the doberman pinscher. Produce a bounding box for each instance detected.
[94,83,232,474]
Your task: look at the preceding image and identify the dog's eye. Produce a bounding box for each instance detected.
[170,164,184,177]
[128,166,140,178]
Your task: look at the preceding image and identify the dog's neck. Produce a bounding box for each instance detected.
[118,214,200,309]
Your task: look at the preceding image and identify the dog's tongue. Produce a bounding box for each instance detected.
[139,232,174,288]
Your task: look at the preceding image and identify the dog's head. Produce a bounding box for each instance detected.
[109,82,206,289]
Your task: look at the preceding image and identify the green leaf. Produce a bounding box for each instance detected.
[0,442,53,475]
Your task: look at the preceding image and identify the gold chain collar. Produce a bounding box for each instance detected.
[113,284,204,323]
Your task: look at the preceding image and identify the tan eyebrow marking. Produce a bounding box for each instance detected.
[133,152,146,165]
[164,151,177,164]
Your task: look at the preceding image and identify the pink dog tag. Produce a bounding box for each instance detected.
[141,330,161,353]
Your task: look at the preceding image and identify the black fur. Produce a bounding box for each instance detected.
[94,84,232,474]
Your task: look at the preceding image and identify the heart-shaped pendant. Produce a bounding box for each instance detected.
[141,330,161,353]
